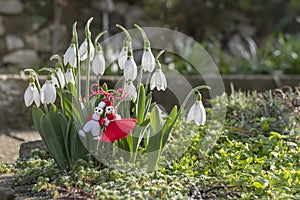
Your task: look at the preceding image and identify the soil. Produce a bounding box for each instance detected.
[0,130,41,163]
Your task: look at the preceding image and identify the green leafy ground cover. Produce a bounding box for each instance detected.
[1,87,299,199]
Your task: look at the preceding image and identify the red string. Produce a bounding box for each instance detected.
[81,84,127,102]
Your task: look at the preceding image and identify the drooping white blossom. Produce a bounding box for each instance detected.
[124,81,137,101]
[65,69,75,85]
[186,100,206,126]
[56,68,65,88]
[41,80,56,104]
[24,82,40,107]
[63,44,77,67]
[150,68,167,91]
[79,39,95,61]
[123,56,137,81]
[142,48,155,72]
[118,46,127,69]
[92,50,105,75]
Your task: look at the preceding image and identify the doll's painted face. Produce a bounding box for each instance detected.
[94,107,104,115]
[105,106,114,114]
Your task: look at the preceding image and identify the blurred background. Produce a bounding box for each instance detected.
[0,0,300,75]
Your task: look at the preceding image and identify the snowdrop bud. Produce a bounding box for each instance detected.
[124,81,137,101]
[124,56,137,81]
[65,68,75,85]
[56,68,65,88]
[118,46,128,69]
[110,62,119,73]
[142,48,155,72]
[92,50,105,75]
[79,39,95,61]
[41,80,56,105]
[63,44,77,67]
[24,82,40,107]
[150,68,167,91]
[186,93,206,126]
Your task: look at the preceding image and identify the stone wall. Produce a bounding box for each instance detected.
[0,0,145,73]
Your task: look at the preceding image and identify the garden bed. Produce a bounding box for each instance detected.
[0,87,299,199]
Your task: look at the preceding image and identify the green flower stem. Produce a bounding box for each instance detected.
[94,30,107,47]
[116,24,132,53]
[116,24,132,42]
[144,72,152,93]
[72,22,81,100]
[85,17,93,101]
[134,24,150,49]
[155,50,165,61]
[50,54,65,73]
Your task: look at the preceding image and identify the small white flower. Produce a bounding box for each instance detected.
[56,68,65,88]
[51,74,59,87]
[186,100,206,126]
[124,81,137,101]
[24,82,40,107]
[41,80,56,104]
[63,44,77,67]
[150,68,167,91]
[110,62,119,73]
[118,46,127,69]
[65,69,75,85]
[124,56,137,81]
[142,48,155,72]
[92,50,105,75]
[79,39,95,61]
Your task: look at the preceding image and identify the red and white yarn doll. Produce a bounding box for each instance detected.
[103,99,121,126]
[100,99,137,143]
[78,101,106,140]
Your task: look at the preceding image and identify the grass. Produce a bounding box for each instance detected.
[1,87,299,199]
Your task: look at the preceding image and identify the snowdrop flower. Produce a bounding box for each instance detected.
[110,62,119,73]
[186,93,206,126]
[63,44,77,67]
[124,55,137,81]
[150,67,167,91]
[92,49,105,75]
[118,46,128,69]
[56,68,65,88]
[51,74,59,87]
[65,68,75,85]
[79,39,95,61]
[24,81,40,107]
[41,79,56,105]
[142,48,155,72]
[124,81,137,101]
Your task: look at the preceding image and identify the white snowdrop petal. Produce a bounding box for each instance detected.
[124,56,137,81]
[24,84,34,107]
[194,101,202,126]
[63,44,77,67]
[79,41,88,61]
[92,52,106,75]
[118,47,127,69]
[56,68,65,88]
[142,49,155,72]
[51,75,59,87]
[186,103,196,123]
[124,81,137,101]
[41,81,56,104]
[65,69,75,84]
[200,102,206,125]
[33,86,40,107]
